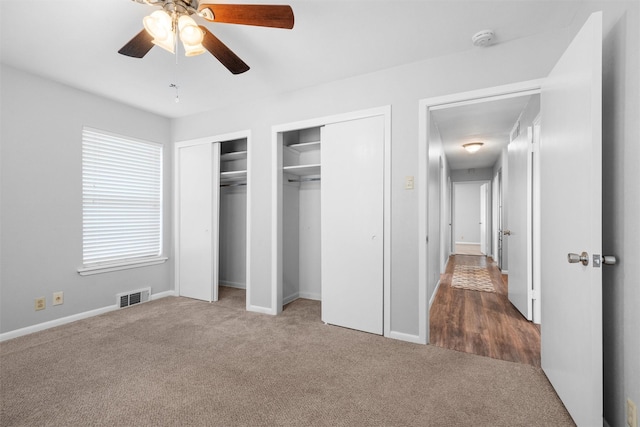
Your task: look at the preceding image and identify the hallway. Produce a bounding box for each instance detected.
[430,255,541,366]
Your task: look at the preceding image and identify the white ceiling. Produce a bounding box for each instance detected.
[1,1,582,170]
[432,94,536,170]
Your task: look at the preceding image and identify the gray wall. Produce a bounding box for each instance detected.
[219,186,247,288]
[427,113,446,302]
[0,65,173,334]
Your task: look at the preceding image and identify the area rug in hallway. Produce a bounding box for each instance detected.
[451,264,496,292]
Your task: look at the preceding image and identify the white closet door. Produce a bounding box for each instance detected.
[321,115,384,335]
[178,143,220,302]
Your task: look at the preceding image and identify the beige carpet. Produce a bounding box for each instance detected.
[451,264,496,293]
[0,288,572,426]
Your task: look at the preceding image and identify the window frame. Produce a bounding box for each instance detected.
[78,127,167,276]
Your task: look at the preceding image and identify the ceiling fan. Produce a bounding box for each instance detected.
[118,0,294,74]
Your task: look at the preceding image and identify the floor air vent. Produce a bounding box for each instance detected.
[117,287,151,308]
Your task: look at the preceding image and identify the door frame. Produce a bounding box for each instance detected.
[270,106,392,337]
[173,130,252,308]
[418,79,543,344]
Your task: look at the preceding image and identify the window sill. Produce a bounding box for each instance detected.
[77,257,168,276]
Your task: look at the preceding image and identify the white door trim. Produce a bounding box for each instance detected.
[173,130,252,307]
[418,79,544,344]
[271,106,392,338]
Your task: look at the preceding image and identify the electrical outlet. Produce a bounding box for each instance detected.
[53,291,64,306]
[628,398,638,427]
[35,297,46,311]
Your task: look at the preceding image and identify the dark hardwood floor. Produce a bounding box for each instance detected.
[430,255,541,366]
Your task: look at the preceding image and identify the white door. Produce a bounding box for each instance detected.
[321,116,385,335]
[479,183,488,255]
[507,128,532,320]
[177,143,220,302]
[541,12,602,426]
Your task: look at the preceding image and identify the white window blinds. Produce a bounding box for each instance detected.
[82,127,163,266]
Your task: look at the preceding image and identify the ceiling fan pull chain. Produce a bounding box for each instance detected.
[169,83,180,103]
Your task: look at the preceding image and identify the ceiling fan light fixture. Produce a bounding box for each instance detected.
[183,42,206,56]
[151,32,176,54]
[143,10,172,40]
[463,142,484,153]
[178,15,205,56]
[178,15,203,44]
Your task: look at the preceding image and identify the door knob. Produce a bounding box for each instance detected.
[602,255,617,265]
[502,229,511,236]
[567,252,589,266]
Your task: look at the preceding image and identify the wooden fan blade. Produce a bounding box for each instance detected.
[118,29,154,58]
[197,4,294,29]
[200,26,250,74]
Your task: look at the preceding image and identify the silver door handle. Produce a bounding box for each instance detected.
[502,230,511,236]
[568,252,589,266]
[602,255,617,265]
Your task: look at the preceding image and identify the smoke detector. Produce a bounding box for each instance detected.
[472,30,495,47]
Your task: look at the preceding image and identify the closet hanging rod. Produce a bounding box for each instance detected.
[220,182,247,188]
[288,177,321,183]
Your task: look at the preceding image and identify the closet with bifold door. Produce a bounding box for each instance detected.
[275,112,387,336]
[175,135,249,304]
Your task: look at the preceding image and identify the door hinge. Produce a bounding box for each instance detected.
[531,290,539,300]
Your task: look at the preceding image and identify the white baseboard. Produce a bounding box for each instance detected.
[0,290,175,342]
[299,292,321,301]
[501,270,509,275]
[219,281,246,289]
[455,241,480,245]
[283,291,321,305]
[246,304,276,315]
[283,292,299,305]
[429,279,441,309]
[388,330,424,344]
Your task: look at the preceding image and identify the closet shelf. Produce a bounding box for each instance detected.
[220,170,247,183]
[285,141,321,153]
[220,151,248,161]
[283,164,321,176]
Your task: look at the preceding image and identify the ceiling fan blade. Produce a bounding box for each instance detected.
[200,26,250,74]
[118,29,154,58]
[197,4,294,29]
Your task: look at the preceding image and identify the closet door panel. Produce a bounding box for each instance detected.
[178,143,219,302]
[321,116,384,335]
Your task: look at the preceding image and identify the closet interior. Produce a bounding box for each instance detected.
[281,126,322,305]
[219,138,248,294]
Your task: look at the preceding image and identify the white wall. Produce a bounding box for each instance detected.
[453,182,482,244]
[298,181,321,301]
[219,186,247,288]
[0,65,173,335]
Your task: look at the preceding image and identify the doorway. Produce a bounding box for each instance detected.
[418,79,543,349]
[452,181,491,256]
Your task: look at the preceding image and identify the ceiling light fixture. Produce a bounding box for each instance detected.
[463,142,484,153]
[142,5,205,56]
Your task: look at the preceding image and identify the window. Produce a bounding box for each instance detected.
[79,127,165,275]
